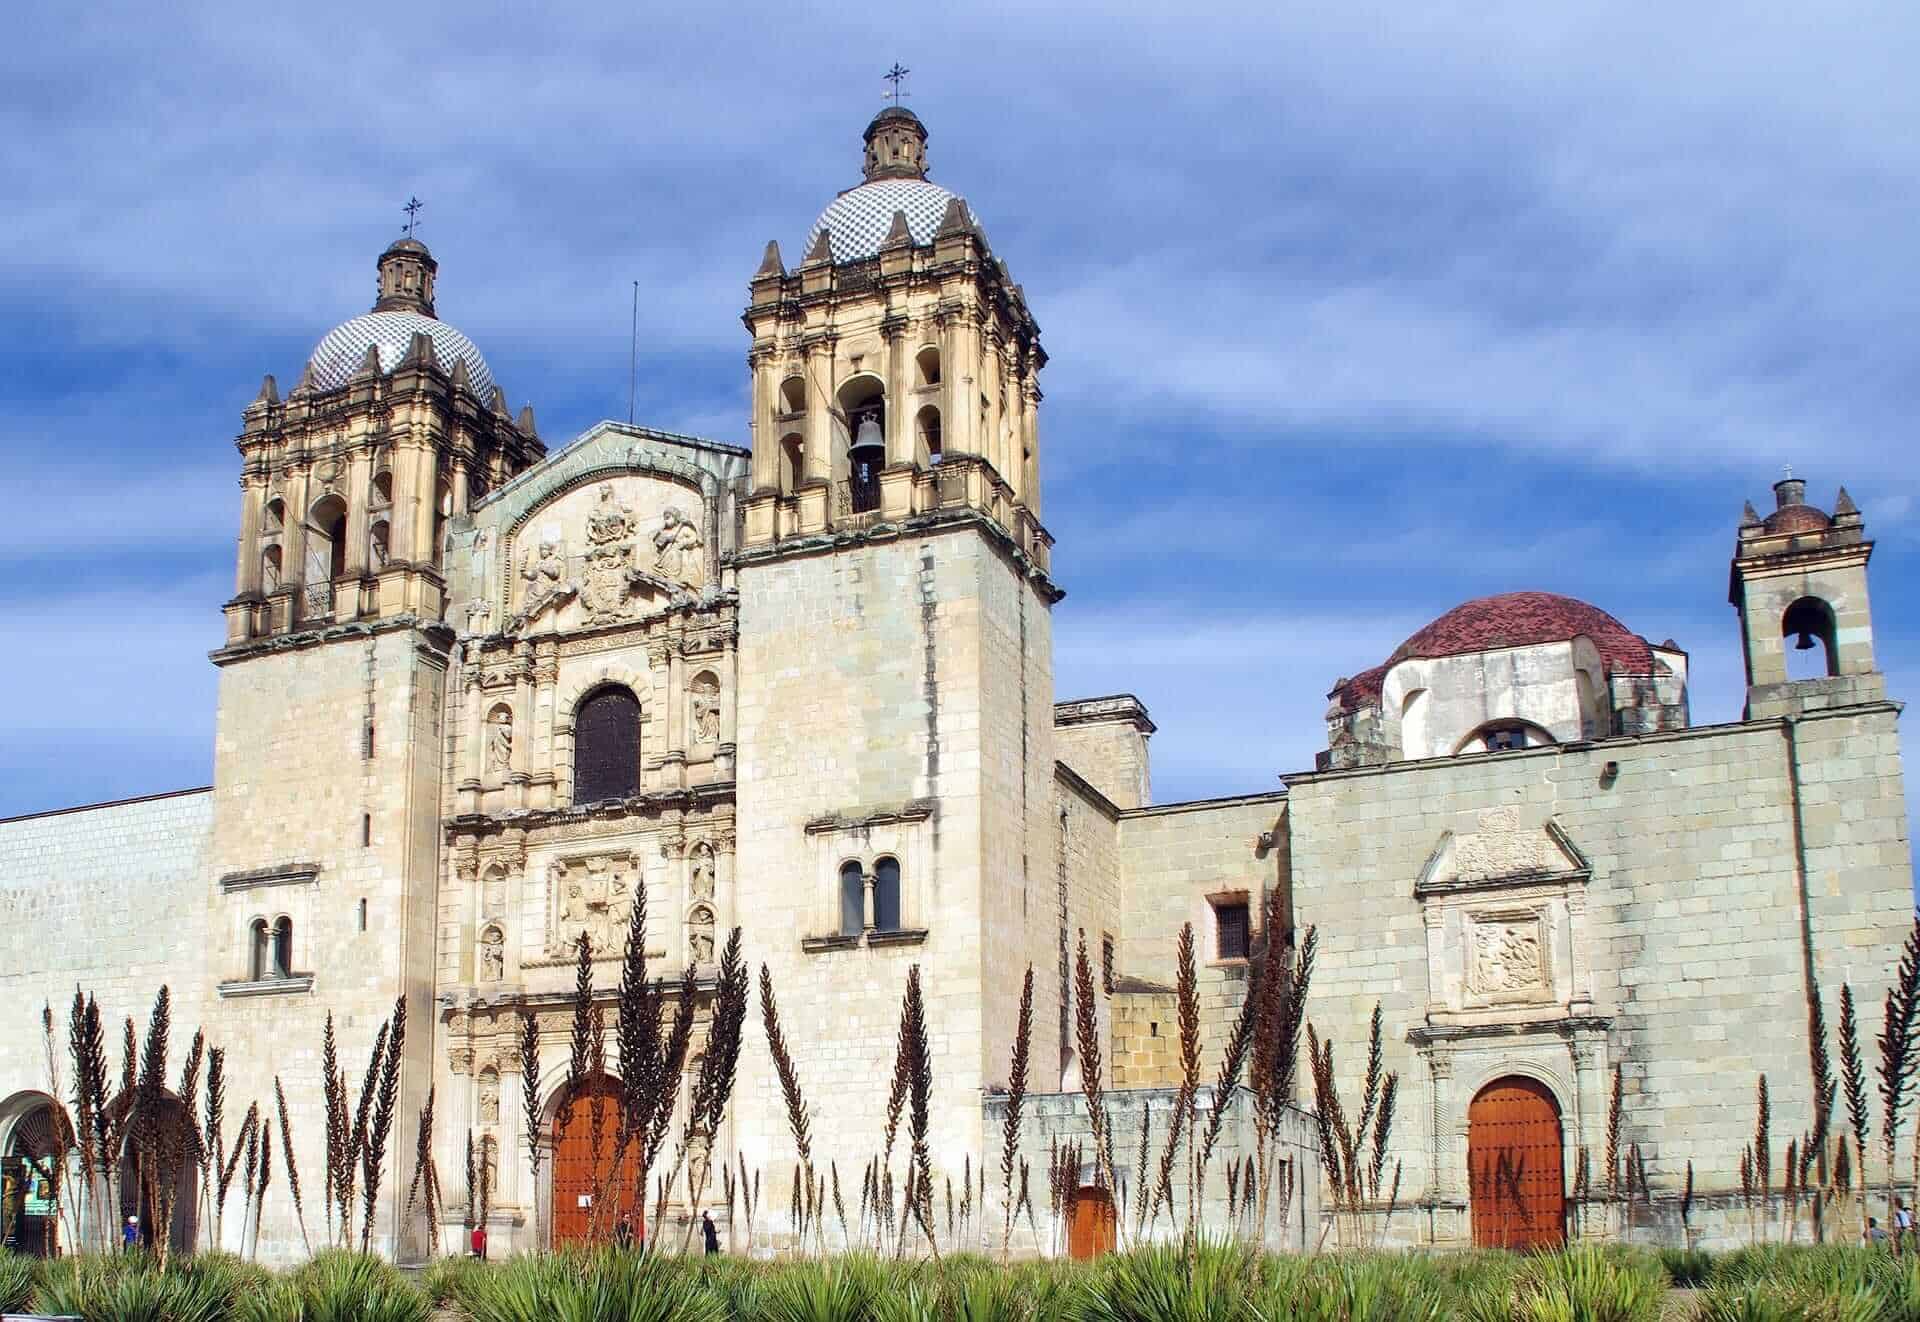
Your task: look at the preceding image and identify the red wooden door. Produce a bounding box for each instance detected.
[1069,1187,1116,1260]
[550,1078,643,1246]
[1468,1076,1565,1249]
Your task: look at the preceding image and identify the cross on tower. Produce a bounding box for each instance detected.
[402,196,424,237]
[884,63,911,104]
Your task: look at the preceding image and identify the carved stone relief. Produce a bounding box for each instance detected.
[652,507,706,588]
[1466,911,1549,999]
[549,852,638,956]
[517,535,574,626]
[479,924,505,983]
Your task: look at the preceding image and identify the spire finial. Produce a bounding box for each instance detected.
[403,196,424,238]
[884,63,911,105]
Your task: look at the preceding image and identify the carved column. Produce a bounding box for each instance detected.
[884,321,912,466]
[716,831,736,941]
[461,666,485,814]
[343,449,372,582]
[749,348,778,491]
[390,436,420,568]
[284,468,312,589]
[1427,1050,1457,1202]
[803,340,832,484]
[951,312,981,458]
[510,658,533,811]
[662,643,687,791]
[531,649,558,810]
[1020,373,1041,516]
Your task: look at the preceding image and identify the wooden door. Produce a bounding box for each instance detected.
[1068,1186,1116,1260]
[550,1078,643,1247]
[1468,1076,1565,1250]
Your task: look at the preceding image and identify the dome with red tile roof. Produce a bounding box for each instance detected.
[1763,503,1832,534]
[1331,591,1659,711]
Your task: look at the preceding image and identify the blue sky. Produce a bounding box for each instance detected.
[3,1,1917,827]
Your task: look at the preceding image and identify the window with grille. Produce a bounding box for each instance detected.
[574,687,641,802]
[1213,900,1251,961]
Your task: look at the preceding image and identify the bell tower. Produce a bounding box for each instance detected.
[739,105,1050,571]
[1730,473,1884,719]
[731,105,1063,1178]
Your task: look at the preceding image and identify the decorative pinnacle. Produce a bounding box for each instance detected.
[884,63,910,105]
[403,196,424,238]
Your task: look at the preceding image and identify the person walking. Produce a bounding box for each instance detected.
[1897,1199,1914,1255]
[614,1214,634,1250]
[1866,1216,1892,1249]
[122,1215,140,1253]
[702,1211,720,1256]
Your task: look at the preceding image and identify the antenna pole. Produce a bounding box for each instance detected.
[628,281,638,426]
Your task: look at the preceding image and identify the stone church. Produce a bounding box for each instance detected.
[0,104,1911,1259]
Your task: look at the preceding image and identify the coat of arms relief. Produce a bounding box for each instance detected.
[512,484,707,631]
[548,852,639,956]
[1465,912,1549,1000]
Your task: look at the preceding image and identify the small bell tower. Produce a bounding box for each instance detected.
[1729,472,1884,719]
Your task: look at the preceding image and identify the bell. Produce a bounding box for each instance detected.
[852,411,883,452]
[1794,630,1817,651]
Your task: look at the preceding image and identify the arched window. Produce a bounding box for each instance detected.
[271,918,292,978]
[249,920,271,981]
[873,856,902,933]
[369,519,391,568]
[916,406,942,465]
[915,346,941,388]
[573,687,641,803]
[260,544,283,592]
[839,860,865,937]
[263,498,285,533]
[1783,596,1838,680]
[369,471,393,509]
[308,495,348,582]
[1465,722,1550,754]
[778,376,807,416]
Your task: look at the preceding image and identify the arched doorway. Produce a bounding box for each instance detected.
[1068,1186,1116,1260]
[1468,1076,1565,1250]
[109,1094,199,1255]
[549,1077,643,1247]
[2,1097,70,1257]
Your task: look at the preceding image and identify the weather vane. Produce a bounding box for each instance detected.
[884,63,910,104]
[402,196,424,238]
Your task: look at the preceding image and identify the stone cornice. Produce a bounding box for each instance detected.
[219,862,320,893]
[210,615,453,666]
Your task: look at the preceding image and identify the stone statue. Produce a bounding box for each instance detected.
[653,507,706,588]
[519,536,572,623]
[689,845,715,901]
[690,673,721,744]
[688,905,715,965]
[479,925,504,982]
[478,1068,500,1123]
[485,709,512,773]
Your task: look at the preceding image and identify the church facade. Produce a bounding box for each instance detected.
[0,106,1911,1260]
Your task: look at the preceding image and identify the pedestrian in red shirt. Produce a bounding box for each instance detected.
[469,1222,487,1260]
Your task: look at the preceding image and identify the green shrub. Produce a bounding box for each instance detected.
[453,1247,726,1322]
[288,1250,429,1322]
[1660,1247,1715,1288]
[0,1249,35,1312]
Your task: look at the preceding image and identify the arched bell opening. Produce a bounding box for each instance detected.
[1783,596,1839,681]
[837,376,886,514]
[306,494,349,584]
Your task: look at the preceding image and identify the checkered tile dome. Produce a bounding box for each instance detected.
[806,179,972,264]
[309,311,494,398]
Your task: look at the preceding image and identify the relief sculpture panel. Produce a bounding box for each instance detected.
[548,851,639,956]
[1466,911,1549,1001]
[508,477,708,634]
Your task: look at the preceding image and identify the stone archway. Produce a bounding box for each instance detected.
[547,1077,642,1247]
[0,1092,68,1257]
[107,1093,199,1256]
[1468,1075,1565,1249]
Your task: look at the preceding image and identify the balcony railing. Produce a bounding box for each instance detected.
[301,580,334,619]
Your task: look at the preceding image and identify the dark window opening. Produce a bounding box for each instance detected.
[1214,901,1251,961]
[573,687,642,803]
[1482,725,1529,753]
[1783,596,1839,680]
[873,856,902,932]
[271,918,292,978]
[839,861,865,937]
